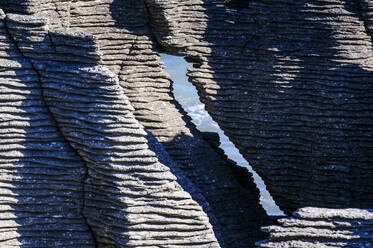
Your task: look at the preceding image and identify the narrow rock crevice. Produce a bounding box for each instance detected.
[44,36,99,245]
[160,53,283,216]
[65,1,271,246]
[146,0,373,213]
[157,53,272,247]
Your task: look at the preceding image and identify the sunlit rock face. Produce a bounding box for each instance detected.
[0,1,271,247]
[146,0,373,213]
[1,0,373,247]
[0,9,220,247]
[257,207,373,248]
[0,10,95,248]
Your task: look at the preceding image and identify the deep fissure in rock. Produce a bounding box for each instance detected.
[160,53,283,216]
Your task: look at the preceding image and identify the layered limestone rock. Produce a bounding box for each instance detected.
[3,0,373,247]
[68,2,270,246]
[257,207,373,248]
[0,10,221,247]
[0,1,271,247]
[360,0,373,38]
[0,0,70,28]
[146,0,373,213]
[0,9,95,248]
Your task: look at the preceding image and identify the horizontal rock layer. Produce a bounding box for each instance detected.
[0,9,222,247]
[0,0,70,28]
[48,0,270,246]
[146,0,373,213]
[0,9,95,247]
[257,207,373,248]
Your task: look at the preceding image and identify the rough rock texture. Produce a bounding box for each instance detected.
[257,207,373,248]
[0,1,272,247]
[0,9,95,248]
[67,2,270,247]
[360,0,373,38]
[146,0,373,213]
[0,10,221,247]
[0,0,70,28]
[3,0,373,247]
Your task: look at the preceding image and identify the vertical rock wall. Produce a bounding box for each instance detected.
[0,10,95,247]
[146,0,373,213]
[0,0,270,247]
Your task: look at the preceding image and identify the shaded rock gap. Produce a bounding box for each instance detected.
[159,53,284,217]
[88,1,272,246]
[45,33,100,248]
[146,0,373,214]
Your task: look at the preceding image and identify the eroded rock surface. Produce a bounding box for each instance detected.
[0,1,271,247]
[1,0,373,247]
[67,2,270,246]
[0,10,221,247]
[146,0,373,213]
[0,9,95,248]
[257,207,373,248]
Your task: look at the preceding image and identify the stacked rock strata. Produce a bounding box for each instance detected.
[0,9,95,248]
[360,0,373,38]
[257,207,373,248]
[0,10,221,247]
[68,2,270,247]
[0,0,70,28]
[1,0,373,247]
[0,0,271,247]
[146,0,373,213]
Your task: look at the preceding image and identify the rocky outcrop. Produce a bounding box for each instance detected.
[257,207,373,248]
[359,0,373,39]
[0,1,271,247]
[146,0,373,213]
[0,10,221,247]
[0,9,95,247]
[67,2,270,246]
[1,0,373,247]
[0,0,70,27]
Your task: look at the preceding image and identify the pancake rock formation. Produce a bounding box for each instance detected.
[0,0,271,247]
[0,0,372,247]
[146,0,373,213]
[0,9,221,247]
[257,207,373,248]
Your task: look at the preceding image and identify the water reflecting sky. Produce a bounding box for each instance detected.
[160,53,284,216]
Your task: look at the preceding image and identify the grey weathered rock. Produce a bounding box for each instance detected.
[66,2,270,246]
[0,9,95,247]
[0,1,270,247]
[257,207,373,248]
[146,0,373,213]
[0,0,70,27]
[0,9,221,247]
[2,0,373,247]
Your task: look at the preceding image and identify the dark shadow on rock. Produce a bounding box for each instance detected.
[109,0,272,247]
[110,0,149,32]
[0,19,96,247]
[185,0,373,214]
